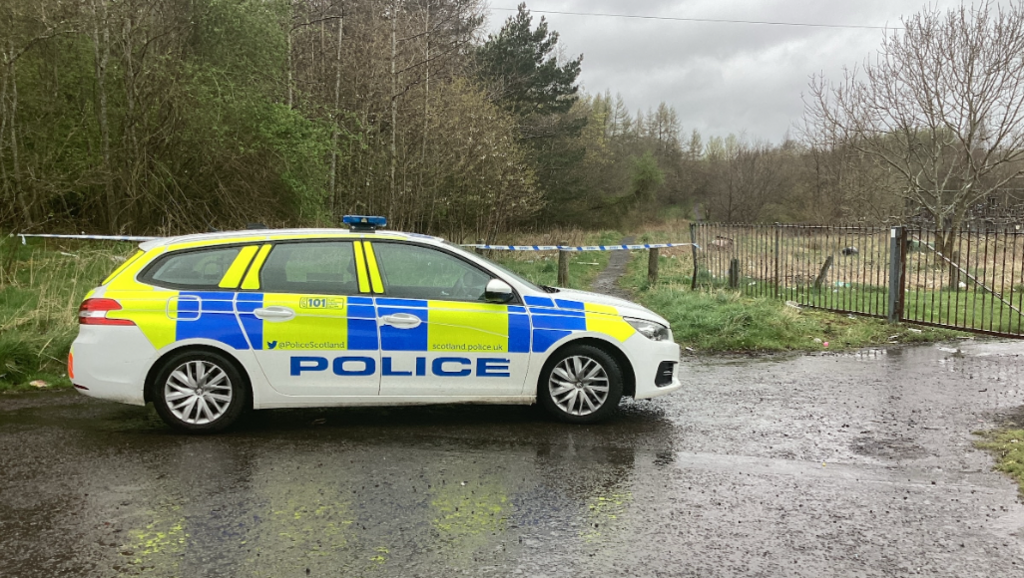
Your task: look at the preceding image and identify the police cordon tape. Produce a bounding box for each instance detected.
[16,233,700,251]
[16,233,160,244]
[459,243,701,251]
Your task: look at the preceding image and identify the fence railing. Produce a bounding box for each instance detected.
[690,223,1024,338]
[691,223,892,318]
[900,227,1024,337]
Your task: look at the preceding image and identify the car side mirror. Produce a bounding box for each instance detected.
[484,279,514,303]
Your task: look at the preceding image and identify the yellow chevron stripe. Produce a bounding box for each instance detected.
[219,245,259,288]
[353,241,371,293]
[241,244,272,290]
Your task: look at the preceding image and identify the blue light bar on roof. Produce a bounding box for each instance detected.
[342,215,387,231]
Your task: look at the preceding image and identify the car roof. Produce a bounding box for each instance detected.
[139,228,445,251]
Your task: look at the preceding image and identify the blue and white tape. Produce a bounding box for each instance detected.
[14,233,699,252]
[460,243,700,251]
[17,233,161,245]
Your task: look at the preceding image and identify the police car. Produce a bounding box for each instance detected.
[70,216,682,432]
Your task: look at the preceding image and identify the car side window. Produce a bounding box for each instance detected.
[372,242,490,301]
[146,247,242,289]
[260,241,360,295]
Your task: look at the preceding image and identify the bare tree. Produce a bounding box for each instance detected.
[703,137,786,222]
[807,1,1024,253]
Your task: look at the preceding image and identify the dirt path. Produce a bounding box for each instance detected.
[590,235,634,298]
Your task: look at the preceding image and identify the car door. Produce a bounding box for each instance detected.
[238,240,380,397]
[365,240,531,398]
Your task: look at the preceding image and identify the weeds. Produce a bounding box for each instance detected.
[0,237,132,391]
[975,429,1024,496]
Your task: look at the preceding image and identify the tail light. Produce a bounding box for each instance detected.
[78,298,135,326]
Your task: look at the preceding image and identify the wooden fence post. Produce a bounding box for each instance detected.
[728,258,740,288]
[647,248,659,285]
[474,238,484,256]
[557,241,569,287]
[813,255,834,289]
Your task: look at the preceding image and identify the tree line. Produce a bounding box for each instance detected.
[3,1,1024,240]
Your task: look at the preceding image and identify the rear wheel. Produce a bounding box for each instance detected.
[152,350,248,433]
[538,344,623,424]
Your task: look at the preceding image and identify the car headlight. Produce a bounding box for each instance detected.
[624,317,672,342]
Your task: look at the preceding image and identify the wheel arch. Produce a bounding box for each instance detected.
[144,344,254,409]
[538,337,636,399]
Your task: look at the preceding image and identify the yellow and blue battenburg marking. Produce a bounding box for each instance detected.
[105,292,634,354]
[523,296,634,352]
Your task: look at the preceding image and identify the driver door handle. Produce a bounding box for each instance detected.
[381,313,422,329]
[254,306,296,321]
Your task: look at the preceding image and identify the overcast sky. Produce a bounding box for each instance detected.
[483,0,971,143]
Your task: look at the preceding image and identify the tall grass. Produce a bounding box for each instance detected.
[0,237,133,389]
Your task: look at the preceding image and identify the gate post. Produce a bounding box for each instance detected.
[887,226,907,323]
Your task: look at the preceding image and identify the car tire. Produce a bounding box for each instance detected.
[151,349,248,434]
[538,344,623,424]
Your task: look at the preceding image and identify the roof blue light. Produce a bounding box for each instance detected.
[342,215,387,230]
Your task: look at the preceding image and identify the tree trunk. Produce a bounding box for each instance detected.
[286,29,294,108]
[329,12,343,220]
[389,0,398,219]
[123,7,140,219]
[91,0,115,233]
[420,1,429,222]
[6,44,30,226]
[936,225,962,289]
[0,59,8,214]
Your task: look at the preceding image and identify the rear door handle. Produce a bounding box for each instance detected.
[254,306,295,321]
[381,313,422,329]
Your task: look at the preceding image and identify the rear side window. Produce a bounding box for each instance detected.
[143,247,242,289]
[261,242,360,295]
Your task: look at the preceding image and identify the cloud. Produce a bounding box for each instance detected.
[485,0,968,142]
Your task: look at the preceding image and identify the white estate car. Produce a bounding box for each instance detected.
[70,217,682,432]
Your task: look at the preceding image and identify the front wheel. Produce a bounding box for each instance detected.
[538,344,623,424]
[152,350,248,434]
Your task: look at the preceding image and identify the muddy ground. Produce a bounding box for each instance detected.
[1,341,1023,577]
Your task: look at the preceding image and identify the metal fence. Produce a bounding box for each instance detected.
[691,223,892,318]
[689,223,1024,338]
[900,227,1024,337]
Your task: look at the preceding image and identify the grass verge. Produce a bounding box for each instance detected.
[975,428,1024,496]
[1,236,134,392]
[619,241,966,352]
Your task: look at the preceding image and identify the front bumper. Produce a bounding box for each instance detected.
[625,336,682,399]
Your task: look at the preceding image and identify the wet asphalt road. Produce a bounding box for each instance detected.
[2,342,1024,577]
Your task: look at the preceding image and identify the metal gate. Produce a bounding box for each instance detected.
[691,223,1024,338]
[896,227,1024,337]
